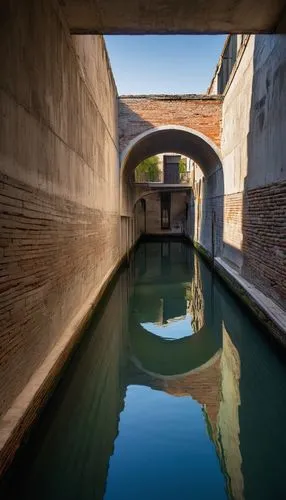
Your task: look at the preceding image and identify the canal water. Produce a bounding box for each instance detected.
[1,240,286,500]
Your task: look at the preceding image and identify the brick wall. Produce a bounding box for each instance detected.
[222,193,244,268]
[0,173,120,416]
[242,181,286,308]
[119,95,222,153]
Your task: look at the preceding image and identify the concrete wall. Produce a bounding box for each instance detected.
[141,191,187,235]
[186,164,224,258]
[0,0,125,420]
[221,35,286,308]
[186,35,286,310]
[59,0,286,35]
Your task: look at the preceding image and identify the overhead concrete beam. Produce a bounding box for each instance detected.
[276,5,286,32]
[59,0,286,34]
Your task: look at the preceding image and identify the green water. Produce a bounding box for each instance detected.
[2,240,286,500]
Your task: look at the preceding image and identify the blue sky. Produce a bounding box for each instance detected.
[104,35,226,95]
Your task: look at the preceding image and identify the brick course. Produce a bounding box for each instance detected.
[243,181,286,308]
[0,173,120,417]
[119,96,222,153]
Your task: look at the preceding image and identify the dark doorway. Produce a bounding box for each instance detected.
[163,155,180,184]
[161,192,171,229]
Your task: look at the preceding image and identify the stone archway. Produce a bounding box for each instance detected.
[120,125,224,258]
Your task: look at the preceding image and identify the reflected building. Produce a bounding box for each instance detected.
[3,240,286,500]
[216,326,244,500]
[186,253,205,334]
[128,245,245,500]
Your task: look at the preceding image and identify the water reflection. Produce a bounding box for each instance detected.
[1,240,286,499]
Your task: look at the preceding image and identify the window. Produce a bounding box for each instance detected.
[218,35,238,94]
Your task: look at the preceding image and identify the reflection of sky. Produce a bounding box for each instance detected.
[141,314,194,339]
[105,386,227,500]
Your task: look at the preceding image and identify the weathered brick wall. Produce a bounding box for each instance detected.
[223,193,244,268]
[242,181,286,307]
[187,186,242,265]
[0,173,120,416]
[0,1,122,419]
[119,95,222,153]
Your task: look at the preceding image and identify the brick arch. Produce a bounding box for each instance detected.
[121,125,222,178]
[119,97,224,259]
[120,126,224,258]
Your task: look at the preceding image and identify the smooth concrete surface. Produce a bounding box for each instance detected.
[245,36,286,188]
[59,0,286,34]
[121,125,222,178]
[215,257,286,345]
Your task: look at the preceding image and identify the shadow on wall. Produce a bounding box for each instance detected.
[119,101,155,218]
[242,35,286,309]
[133,198,146,239]
[186,189,195,242]
[200,166,224,259]
[119,102,157,218]
[119,101,155,152]
[119,101,225,258]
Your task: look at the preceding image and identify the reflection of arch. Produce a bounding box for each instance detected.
[129,321,221,378]
[120,125,224,258]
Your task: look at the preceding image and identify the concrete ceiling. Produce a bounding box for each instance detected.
[60,0,286,34]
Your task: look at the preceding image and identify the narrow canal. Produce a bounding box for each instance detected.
[2,240,286,500]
